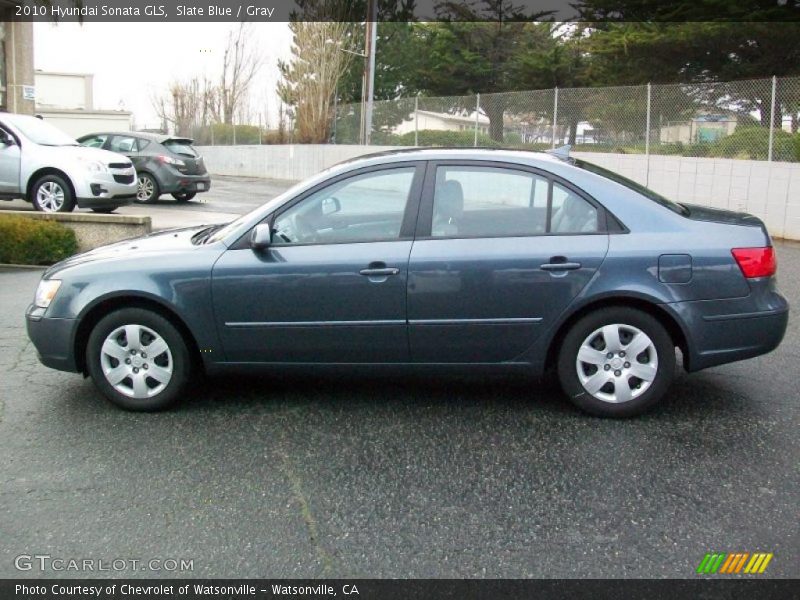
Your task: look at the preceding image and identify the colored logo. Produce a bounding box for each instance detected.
[697,552,773,574]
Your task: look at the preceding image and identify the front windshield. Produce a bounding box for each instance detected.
[574,159,688,215]
[4,115,77,146]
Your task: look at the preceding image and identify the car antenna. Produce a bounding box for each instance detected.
[545,144,572,161]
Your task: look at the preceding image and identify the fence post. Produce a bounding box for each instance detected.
[414,95,419,147]
[474,93,480,147]
[552,87,559,148]
[645,82,652,186]
[768,75,777,162]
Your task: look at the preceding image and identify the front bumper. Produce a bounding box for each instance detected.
[26,304,79,372]
[74,170,138,209]
[669,289,789,372]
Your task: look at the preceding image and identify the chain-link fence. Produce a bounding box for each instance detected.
[328,76,800,163]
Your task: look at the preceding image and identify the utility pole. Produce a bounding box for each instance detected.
[364,0,377,145]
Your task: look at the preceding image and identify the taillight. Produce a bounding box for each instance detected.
[157,155,186,167]
[731,247,776,278]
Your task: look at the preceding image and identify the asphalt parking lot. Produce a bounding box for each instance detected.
[0,230,798,579]
[0,175,293,230]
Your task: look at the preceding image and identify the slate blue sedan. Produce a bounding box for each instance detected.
[26,148,789,417]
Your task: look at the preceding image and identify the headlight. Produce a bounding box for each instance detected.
[77,157,108,173]
[34,279,62,309]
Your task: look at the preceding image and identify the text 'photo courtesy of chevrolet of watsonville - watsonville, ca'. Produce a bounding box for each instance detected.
[25,147,789,418]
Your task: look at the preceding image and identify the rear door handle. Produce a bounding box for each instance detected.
[360,267,399,276]
[541,262,582,271]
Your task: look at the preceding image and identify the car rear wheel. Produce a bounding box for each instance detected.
[86,308,191,411]
[31,175,75,213]
[557,307,675,417]
[136,173,160,204]
[172,192,196,202]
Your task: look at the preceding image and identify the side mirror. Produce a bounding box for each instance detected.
[250,223,272,250]
[0,133,14,146]
[321,196,341,216]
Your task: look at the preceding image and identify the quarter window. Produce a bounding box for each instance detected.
[272,168,416,245]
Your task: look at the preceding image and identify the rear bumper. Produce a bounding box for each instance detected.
[668,290,789,372]
[25,305,79,372]
[155,166,211,195]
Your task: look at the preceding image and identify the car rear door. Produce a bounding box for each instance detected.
[407,161,610,363]
[212,163,424,363]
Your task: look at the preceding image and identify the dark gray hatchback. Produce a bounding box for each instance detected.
[25,149,788,417]
[77,132,211,203]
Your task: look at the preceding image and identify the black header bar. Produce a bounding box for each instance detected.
[4,0,800,23]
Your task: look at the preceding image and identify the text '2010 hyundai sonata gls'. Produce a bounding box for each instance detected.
[26,148,789,417]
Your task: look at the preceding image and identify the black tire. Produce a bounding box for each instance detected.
[86,308,192,411]
[31,174,76,212]
[556,307,675,418]
[172,191,196,202]
[136,173,160,204]
[91,208,117,214]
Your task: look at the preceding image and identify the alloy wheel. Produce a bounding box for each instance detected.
[137,176,155,202]
[36,181,65,212]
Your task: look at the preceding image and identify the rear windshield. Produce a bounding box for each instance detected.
[574,159,688,215]
[164,140,198,158]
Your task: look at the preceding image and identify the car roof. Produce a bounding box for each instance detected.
[332,147,572,172]
[78,131,192,144]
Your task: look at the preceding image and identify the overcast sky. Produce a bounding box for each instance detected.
[34,21,293,129]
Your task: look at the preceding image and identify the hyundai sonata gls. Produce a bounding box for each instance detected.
[26,148,788,417]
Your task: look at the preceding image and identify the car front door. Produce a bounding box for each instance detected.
[0,125,21,195]
[407,162,610,363]
[212,163,424,363]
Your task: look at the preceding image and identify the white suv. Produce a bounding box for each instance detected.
[0,113,138,213]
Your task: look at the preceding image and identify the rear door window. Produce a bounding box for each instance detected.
[108,135,137,153]
[80,134,108,149]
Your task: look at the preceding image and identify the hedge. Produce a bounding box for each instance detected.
[0,215,78,265]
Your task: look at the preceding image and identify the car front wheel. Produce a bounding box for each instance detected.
[136,173,160,203]
[31,175,76,212]
[86,308,192,411]
[557,307,675,418]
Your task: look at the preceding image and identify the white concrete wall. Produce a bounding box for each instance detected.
[196,144,800,240]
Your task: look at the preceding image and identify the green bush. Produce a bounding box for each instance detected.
[0,215,78,265]
[710,126,798,161]
[398,128,504,147]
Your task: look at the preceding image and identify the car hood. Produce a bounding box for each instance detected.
[47,144,131,165]
[44,225,214,278]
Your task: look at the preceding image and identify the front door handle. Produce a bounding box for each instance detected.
[360,267,400,277]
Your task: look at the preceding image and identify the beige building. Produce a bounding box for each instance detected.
[393,109,491,136]
[0,14,36,115]
[34,70,132,137]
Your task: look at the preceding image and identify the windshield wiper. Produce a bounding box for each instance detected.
[192,224,225,245]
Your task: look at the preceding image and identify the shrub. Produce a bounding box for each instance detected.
[397,128,503,147]
[710,126,798,161]
[0,215,78,265]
